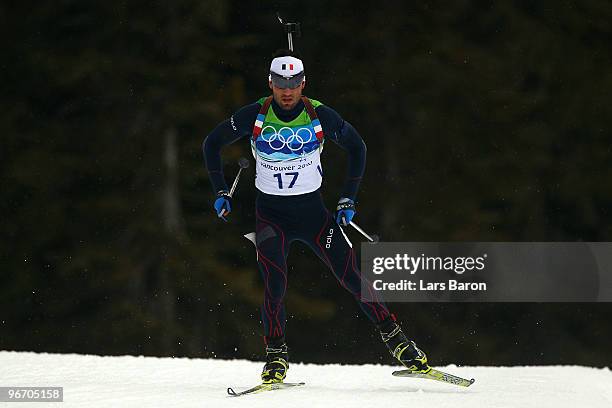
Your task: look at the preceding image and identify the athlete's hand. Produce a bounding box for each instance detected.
[214,190,232,222]
[336,197,356,226]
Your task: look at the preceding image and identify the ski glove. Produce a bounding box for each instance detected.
[336,198,356,226]
[214,190,232,222]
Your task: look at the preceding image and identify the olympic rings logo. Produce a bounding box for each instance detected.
[260,125,314,151]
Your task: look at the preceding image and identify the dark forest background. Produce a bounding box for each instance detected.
[1,1,611,367]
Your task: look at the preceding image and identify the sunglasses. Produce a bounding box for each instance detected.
[269,72,305,89]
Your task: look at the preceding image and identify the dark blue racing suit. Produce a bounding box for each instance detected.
[204,97,393,344]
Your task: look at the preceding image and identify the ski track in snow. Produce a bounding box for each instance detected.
[1,351,611,408]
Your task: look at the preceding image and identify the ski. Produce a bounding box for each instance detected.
[227,382,305,397]
[392,368,475,387]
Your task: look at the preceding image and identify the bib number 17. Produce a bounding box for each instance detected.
[273,172,298,189]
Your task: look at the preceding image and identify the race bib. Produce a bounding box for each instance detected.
[252,123,324,195]
[255,153,323,195]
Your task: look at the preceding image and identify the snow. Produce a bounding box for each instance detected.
[1,351,611,407]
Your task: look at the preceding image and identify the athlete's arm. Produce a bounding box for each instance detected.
[316,105,366,201]
[203,103,259,193]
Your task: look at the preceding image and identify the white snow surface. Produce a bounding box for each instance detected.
[1,351,611,408]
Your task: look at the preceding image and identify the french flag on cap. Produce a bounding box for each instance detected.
[270,56,304,76]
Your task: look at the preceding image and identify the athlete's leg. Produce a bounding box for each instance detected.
[297,194,429,371]
[255,205,290,342]
[303,199,391,325]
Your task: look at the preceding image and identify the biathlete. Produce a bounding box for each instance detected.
[203,50,430,384]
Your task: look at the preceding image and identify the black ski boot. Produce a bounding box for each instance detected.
[378,319,430,373]
[261,340,289,384]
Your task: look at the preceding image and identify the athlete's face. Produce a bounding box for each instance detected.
[269,81,305,110]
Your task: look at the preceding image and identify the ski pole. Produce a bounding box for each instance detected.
[337,224,353,248]
[229,157,250,197]
[349,221,379,243]
[220,158,249,218]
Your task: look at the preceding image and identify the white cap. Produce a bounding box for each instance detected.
[269,56,304,77]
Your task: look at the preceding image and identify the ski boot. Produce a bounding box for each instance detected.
[261,340,289,384]
[378,320,430,374]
